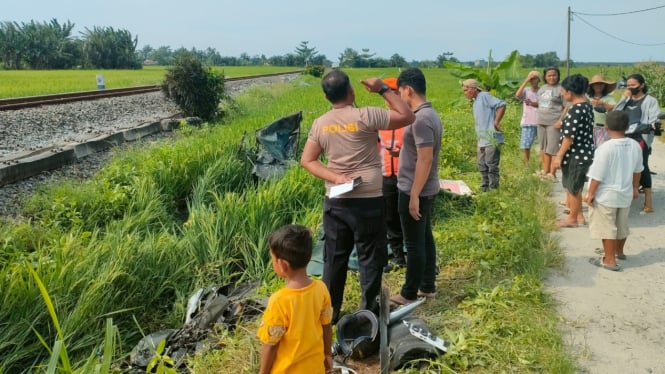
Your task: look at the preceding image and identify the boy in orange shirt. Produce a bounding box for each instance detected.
[257,224,333,374]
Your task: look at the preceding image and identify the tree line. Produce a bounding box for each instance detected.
[140,43,465,69]
[0,19,564,70]
[131,42,562,69]
[0,19,141,69]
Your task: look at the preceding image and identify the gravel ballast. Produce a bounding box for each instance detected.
[0,73,301,218]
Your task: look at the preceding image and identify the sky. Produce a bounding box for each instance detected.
[4,0,665,64]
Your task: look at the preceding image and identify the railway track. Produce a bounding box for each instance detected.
[0,70,302,188]
[0,70,302,111]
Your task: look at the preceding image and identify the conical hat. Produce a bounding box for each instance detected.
[588,74,617,96]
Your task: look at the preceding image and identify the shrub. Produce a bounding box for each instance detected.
[161,53,226,121]
[303,64,325,78]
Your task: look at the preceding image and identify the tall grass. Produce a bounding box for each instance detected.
[0,75,324,371]
[182,166,321,283]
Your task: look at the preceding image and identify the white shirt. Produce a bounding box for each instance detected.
[587,137,643,208]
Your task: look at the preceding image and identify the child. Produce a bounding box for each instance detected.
[585,111,643,271]
[257,224,333,373]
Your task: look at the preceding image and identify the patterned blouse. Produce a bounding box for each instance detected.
[560,102,594,165]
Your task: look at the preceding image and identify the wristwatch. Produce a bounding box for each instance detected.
[378,84,390,95]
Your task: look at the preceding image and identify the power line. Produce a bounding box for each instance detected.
[573,13,665,46]
[574,4,665,16]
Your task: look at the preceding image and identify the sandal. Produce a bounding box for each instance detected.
[556,219,578,228]
[593,248,627,260]
[588,257,621,271]
[640,207,654,215]
[389,294,416,310]
[417,290,437,298]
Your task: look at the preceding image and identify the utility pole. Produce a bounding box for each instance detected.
[566,6,571,77]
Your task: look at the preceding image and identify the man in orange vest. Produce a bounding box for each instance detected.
[378,77,406,271]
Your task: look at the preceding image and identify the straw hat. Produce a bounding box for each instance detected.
[528,70,541,81]
[587,74,617,96]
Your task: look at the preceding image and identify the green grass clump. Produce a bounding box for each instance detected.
[440,275,575,372]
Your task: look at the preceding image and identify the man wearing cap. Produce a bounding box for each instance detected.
[378,77,407,271]
[587,74,617,148]
[463,79,506,191]
[300,69,415,323]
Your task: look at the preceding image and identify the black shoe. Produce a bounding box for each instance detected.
[383,258,406,273]
[392,257,406,267]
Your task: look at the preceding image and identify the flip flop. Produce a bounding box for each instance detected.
[593,248,627,260]
[588,257,621,271]
[389,294,416,310]
[556,219,578,228]
[417,290,437,298]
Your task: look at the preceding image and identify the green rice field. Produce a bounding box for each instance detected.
[0,66,301,98]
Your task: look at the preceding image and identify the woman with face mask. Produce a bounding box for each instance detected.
[614,73,661,214]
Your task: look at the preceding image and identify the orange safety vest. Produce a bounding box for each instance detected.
[378,127,405,177]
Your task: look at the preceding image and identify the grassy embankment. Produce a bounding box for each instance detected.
[1,66,635,372]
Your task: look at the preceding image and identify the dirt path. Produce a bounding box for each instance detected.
[546,138,665,373]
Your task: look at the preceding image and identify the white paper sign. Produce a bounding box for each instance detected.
[329,177,363,198]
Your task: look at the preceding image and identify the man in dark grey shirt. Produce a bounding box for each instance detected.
[389,68,443,307]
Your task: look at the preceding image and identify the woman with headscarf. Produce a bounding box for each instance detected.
[614,73,661,214]
[552,74,595,228]
[587,74,617,148]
